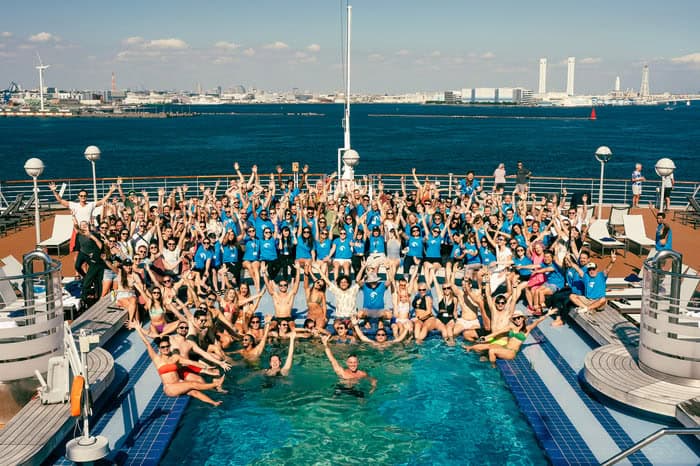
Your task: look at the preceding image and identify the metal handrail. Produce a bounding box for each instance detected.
[600,427,700,465]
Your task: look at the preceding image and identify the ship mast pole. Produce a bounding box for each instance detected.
[344,4,352,152]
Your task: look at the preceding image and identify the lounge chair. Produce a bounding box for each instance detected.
[38,215,73,256]
[586,219,626,256]
[623,215,656,255]
[674,196,700,228]
[0,194,25,235]
[608,204,630,235]
[0,255,23,289]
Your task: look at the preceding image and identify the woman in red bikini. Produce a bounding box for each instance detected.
[135,325,225,406]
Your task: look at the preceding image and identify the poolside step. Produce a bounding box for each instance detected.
[583,344,700,417]
[570,306,639,347]
[70,296,127,347]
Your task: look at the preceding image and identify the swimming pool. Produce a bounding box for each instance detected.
[161,339,547,465]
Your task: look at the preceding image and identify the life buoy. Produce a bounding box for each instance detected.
[70,375,84,417]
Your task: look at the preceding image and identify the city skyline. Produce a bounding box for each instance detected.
[1,0,699,94]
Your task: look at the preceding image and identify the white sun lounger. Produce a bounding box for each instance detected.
[623,214,656,255]
[1,255,23,289]
[38,215,73,256]
[587,219,626,256]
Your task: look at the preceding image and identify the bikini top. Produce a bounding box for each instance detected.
[438,299,454,315]
[149,306,165,318]
[157,363,178,375]
[508,330,527,342]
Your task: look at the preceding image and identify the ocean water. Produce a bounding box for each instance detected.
[160,340,547,466]
[0,104,698,181]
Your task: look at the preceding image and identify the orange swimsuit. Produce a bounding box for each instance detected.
[157,363,178,375]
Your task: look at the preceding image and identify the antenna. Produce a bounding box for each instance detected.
[35,53,50,112]
[337,3,359,186]
[111,72,117,93]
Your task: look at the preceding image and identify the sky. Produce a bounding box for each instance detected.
[1,0,699,94]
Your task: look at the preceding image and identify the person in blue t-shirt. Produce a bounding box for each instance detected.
[331,228,353,278]
[241,226,262,291]
[357,273,393,326]
[530,250,564,315]
[649,205,673,252]
[567,251,616,317]
[403,225,424,276]
[221,230,241,287]
[259,227,279,279]
[313,229,333,277]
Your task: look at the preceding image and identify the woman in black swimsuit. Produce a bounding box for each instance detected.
[412,281,437,343]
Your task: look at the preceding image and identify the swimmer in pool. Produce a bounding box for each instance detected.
[321,334,376,394]
[264,331,296,377]
[350,316,409,349]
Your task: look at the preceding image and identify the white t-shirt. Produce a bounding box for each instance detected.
[69,201,96,225]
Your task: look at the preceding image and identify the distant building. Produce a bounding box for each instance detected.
[514,88,534,105]
[474,87,496,103]
[444,91,458,104]
[497,87,514,103]
[566,57,575,96]
[538,58,547,94]
[461,88,474,103]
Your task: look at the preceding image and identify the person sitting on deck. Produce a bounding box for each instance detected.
[135,325,225,406]
[464,310,548,368]
[566,251,616,317]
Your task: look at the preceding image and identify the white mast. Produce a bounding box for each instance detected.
[338,3,359,184]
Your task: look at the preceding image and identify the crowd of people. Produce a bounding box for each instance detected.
[50,161,636,403]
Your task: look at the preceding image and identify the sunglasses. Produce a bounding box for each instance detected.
[418,288,427,292]
[159,344,170,349]
[279,283,289,287]
[376,332,387,337]
[496,301,507,305]
[178,326,188,330]
[250,319,261,324]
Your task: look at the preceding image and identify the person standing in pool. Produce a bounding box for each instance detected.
[321,334,376,394]
[264,331,296,377]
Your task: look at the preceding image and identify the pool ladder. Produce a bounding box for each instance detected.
[601,427,700,465]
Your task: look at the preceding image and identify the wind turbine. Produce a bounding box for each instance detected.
[36,53,50,111]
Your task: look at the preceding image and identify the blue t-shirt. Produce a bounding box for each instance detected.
[260,237,278,261]
[333,237,353,260]
[315,239,332,260]
[194,245,215,269]
[465,243,481,265]
[221,242,239,264]
[425,236,441,258]
[368,235,386,255]
[362,282,387,310]
[513,255,533,278]
[296,235,313,260]
[544,263,565,289]
[655,224,673,251]
[479,246,496,266]
[242,238,260,261]
[351,237,366,256]
[450,243,466,261]
[407,236,424,258]
[583,271,607,299]
[566,267,585,295]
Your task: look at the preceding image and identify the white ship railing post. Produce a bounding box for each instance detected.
[595,146,612,219]
[24,158,45,247]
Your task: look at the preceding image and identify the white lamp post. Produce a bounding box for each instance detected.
[84,145,101,202]
[594,146,613,219]
[654,158,676,213]
[24,158,45,246]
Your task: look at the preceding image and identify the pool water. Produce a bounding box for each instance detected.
[161,339,547,465]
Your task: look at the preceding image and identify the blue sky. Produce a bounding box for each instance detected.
[1,0,699,93]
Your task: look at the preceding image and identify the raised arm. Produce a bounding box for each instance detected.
[321,334,345,377]
[280,332,296,376]
[47,182,70,208]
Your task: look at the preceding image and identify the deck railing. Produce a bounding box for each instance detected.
[0,173,698,211]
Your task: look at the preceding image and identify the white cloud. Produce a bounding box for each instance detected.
[264,41,289,50]
[145,38,188,49]
[243,48,255,56]
[306,43,320,52]
[123,36,144,45]
[1,32,12,38]
[213,56,236,65]
[396,49,410,56]
[430,50,441,57]
[29,32,58,43]
[368,53,384,63]
[580,57,602,64]
[670,52,700,65]
[215,41,240,50]
[481,51,495,59]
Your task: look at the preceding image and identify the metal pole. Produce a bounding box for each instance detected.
[91,160,98,203]
[599,162,605,219]
[659,176,666,213]
[33,177,41,245]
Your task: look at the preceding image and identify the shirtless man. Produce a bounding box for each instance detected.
[234,322,271,363]
[167,310,232,374]
[264,331,296,377]
[321,334,377,395]
[350,316,409,349]
[262,263,301,330]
